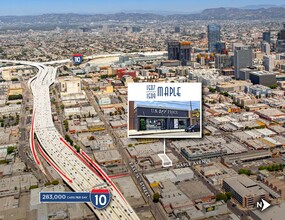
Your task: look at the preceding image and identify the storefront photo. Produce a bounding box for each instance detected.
[128,101,201,138]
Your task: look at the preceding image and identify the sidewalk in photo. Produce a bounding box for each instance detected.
[129,129,185,136]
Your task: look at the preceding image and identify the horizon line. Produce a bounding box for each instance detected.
[1,5,285,17]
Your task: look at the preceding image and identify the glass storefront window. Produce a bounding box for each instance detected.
[146,118,165,130]
[178,119,186,129]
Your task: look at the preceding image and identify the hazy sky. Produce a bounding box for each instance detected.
[1,0,284,15]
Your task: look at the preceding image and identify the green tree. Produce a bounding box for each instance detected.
[269,84,278,89]
[238,169,252,176]
[216,193,228,202]
[65,134,73,146]
[153,192,160,203]
[44,182,52,186]
[225,192,232,200]
[63,120,69,132]
[208,87,216,93]
[29,185,38,190]
[74,145,80,153]
[52,180,59,185]
[8,94,23,100]
[7,146,15,154]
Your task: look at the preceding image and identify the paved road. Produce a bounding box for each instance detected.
[18,79,47,184]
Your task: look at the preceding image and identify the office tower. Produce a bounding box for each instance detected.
[208,24,221,52]
[234,46,253,80]
[179,42,191,66]
[132,26,142,33]
[168,41,191,66]
[168,41,180,60]
[215,54,233,70]
[263,55,275,72]
[174,26,180,33]
[102,24,108,33]
[232,42,244,51]
[277,24,285,52]
[262,31,271,44]
[261,42,270,55]
[215,42,226,53]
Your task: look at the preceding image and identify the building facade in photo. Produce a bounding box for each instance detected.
[130,105,199,131]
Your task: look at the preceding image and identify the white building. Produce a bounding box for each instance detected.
[263,55,275,72]
[59,76,82,94]
[261,42,270,55]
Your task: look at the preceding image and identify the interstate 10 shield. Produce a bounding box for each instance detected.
[72,54,83,65]
[90,189,111,209]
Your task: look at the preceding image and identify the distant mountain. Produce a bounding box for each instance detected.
[241,4,282,9]
[0,7,285,28]
[169,7,285,20]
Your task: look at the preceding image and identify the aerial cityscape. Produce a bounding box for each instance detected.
[1,1,285,220]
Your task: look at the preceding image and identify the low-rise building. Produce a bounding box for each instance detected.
[223,175,269,208]
[217,80,252,92]
[93,149,122,166]
[248,85,271,97]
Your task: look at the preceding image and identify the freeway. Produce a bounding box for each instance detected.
[1,59,140,220]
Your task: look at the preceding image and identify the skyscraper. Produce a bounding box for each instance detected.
[174,26,180,33]
[168,41,180,60]
[234,46,253,80]
[168,41,191,66]
[262,32,271,44]
[263,55,275,72]
[208,24,221,52]
[277,24,285,53]
[214,42,226,53]
[261,42,270,55]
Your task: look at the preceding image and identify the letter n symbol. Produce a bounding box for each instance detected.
[256,201,263,209]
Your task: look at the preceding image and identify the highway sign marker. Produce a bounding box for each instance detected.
[72,54,83,65]
[40,188,111,209]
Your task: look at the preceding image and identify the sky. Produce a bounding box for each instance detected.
[135,101,200,110]
[1,0,285,16]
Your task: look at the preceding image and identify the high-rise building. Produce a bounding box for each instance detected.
[232,42,244,51]
[277,24,285,53]
[174,26,180,33]
[263,55,275,72]
[132,26,142,33]
[215,54,233,70]
[168,41,180,60]
[168,41,191,66]
[208,24,221,52]
[234,46,253,79]
[262,31,271,44]
[261,42,270,55]
[214,42,226,53]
